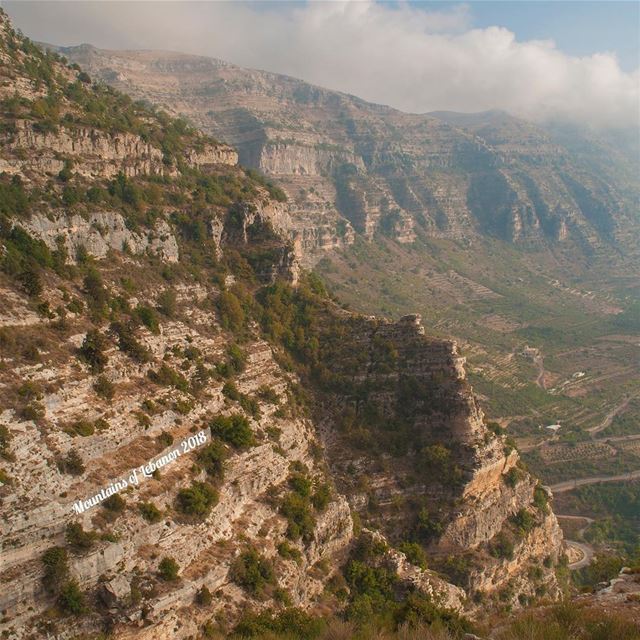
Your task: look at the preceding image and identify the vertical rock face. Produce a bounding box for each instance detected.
[0,120,238,182]
[316,313,563,605]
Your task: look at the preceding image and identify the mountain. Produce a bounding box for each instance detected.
[48,44,639,262]
[49,43,640,489]
[0,11,581,640]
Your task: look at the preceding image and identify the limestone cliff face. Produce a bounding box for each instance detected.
[0,14,568,637]
[24,210,180,263]
[55,46,638,262]
[316,313,563,605]
[0,294,352,638]
[0,120,237,183]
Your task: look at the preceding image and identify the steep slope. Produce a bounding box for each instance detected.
[50,45,638,262]
[0,13,564,639]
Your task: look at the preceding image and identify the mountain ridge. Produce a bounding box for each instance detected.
[48,42,639,266]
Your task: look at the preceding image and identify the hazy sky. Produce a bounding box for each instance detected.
[4,1,639,128]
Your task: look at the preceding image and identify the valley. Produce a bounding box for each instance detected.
[0,9,638,638]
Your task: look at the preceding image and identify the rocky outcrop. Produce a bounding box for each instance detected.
[23,210,180,263]
[0,299,351,637]
[317,313,563,603]
[0,120,237,183]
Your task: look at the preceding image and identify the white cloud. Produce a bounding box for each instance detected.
[4,0,639,128]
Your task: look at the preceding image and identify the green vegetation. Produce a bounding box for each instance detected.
[58,580,87,615]
[398,542,428,569]
[230,547,276,597]
[110,321,151,363]
[0,424,13,460]
[197,441,227,480]
[342,536,470,634]
[278,467,331,542]
[65,521,97,551]
[57,448,85,475]
[102,493,126,513]
[93,374,115,400]
[158,556,180,581]
[232,608,324,639]
[210,414,255,449]
[196,585,213,606]
[555,481,640,558]
[42,546,69,594]
[139,501,163,523]
[489,531,515,561]
[176,481,218,518]
[149,363,189,391]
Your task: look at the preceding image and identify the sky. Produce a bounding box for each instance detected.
[3,1,639,129]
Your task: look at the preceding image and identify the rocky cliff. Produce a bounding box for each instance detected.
[0,13,566,638]
[52,45,638,264]
[303,312,563,607]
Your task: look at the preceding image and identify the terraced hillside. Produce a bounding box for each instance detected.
[0,12,568,639]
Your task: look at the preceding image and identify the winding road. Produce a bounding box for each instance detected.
[533,354,546,389]
[587,392,639,435]
[556,514,595,570]
[548,469,640,493]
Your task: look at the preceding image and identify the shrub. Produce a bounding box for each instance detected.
[233,608,325,639]
[398,542,428,569]
[42,546,69,594]
[20,400,45,422]
[102,494,126,513]
[64,419,94,437]
[230,547,275,596]
[157,431,174,448]
[110,321,150,363]
[311,482,331,511]
[414,507,443,543]
[58,580,86,615]
[157,288,177,317]
[58,449,85,475]
[280,492,315,541]
[210,414,255,448]
[17,381,43,401]
[197,441,227,480]
[0,424,12,459]
[226,343,247,373]
[19,264,42,297]
[504,466,525,488]
[222,380,241,401]
[149,364,189,392]
[277,541,302,563]
[489,531,515,560]
[511,509,536,536]
[288,472,312,498]
[65,522,97,551]
[136,304,160,334]
[176,482,218,518]
[533,486,549,513]
[196,585,213,606]
[139,501,162,523]
[78,329,110,373]
[257,385,279,404]
[93,374,115,400]
[217,290,245,333]
[158,556,180,581]
[83,268,109,314]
